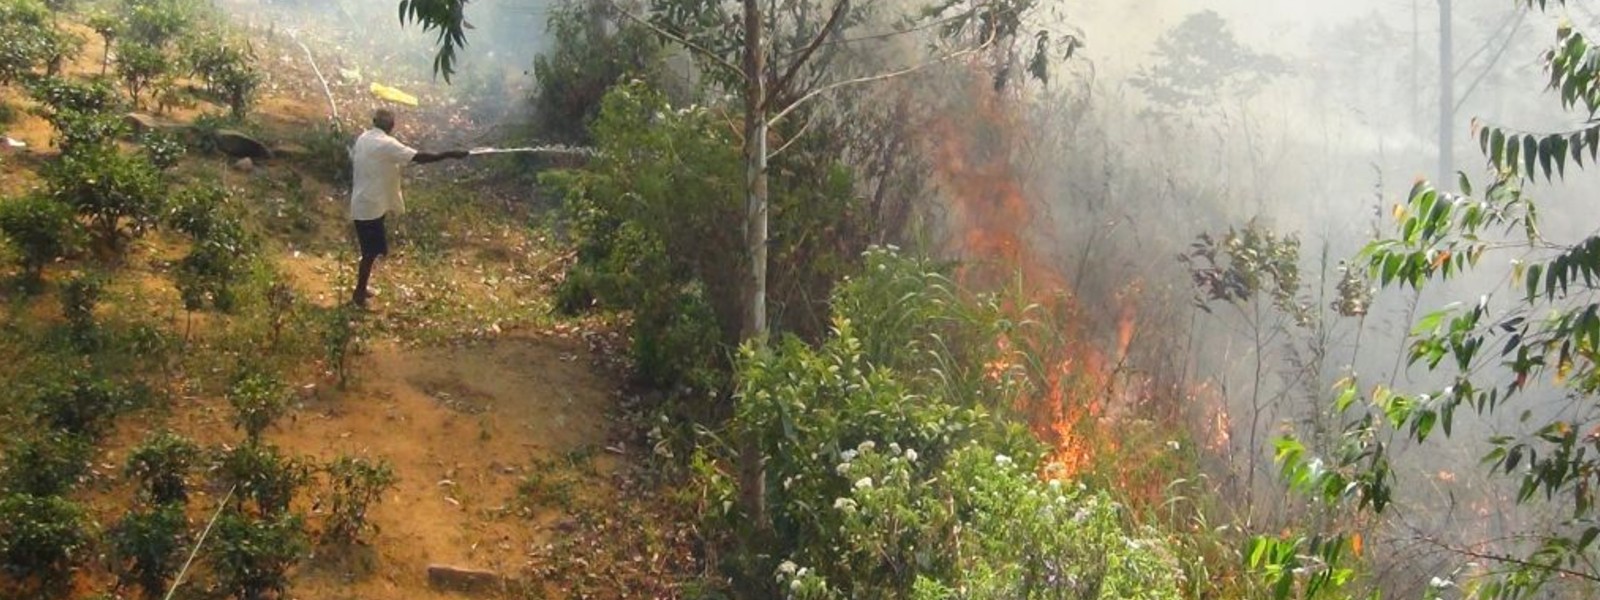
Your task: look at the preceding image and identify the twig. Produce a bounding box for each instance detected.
[163,485,238,600]
[295,36,339,120]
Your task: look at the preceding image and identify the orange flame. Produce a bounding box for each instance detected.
[927,72,1125,480]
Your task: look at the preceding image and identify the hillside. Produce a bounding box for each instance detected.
[0,2,698,598]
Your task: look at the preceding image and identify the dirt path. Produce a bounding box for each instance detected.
[281,334,621,599]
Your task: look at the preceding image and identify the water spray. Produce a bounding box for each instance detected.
[467,145,600,158]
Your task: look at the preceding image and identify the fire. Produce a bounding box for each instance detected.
[927,72,1125,480]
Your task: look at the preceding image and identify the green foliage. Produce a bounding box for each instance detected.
[1,431,90,497]
[292,120,352,184]
[167,182,256,312]
[0,194,76,285]
[60,273,104,352]
[123,0,193,49]
[216,443,309,516]
[27,76,122,119]
[31,369,140,441]
[0,0,77,84]
[546,81,863,394]
[181,30,260,119]
[0,493,91,586]
[320,456,396,546]
[139,129,186,170]
[210,510,307,600]
[125,432,200,505]
[321,305,359,389]
[1180,219,1310,324]
[109,504,189,599]
[529,0,668,144]
[45,143,164,253]
[227,369,288,442]
[114,40,167,107]
[710,247,1180,597]
[1267,4,1600,597]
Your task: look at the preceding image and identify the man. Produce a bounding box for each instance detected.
[348,108,470,308]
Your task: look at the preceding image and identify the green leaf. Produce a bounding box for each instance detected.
[1458,171,1474,196]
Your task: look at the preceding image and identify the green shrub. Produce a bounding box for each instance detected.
[0,431,91,497]
[0,0,72,84]
[26,76,122,119]
[48,109,130,158]
[216,443,309,516]
[123,0,192,49]
[167,183,255,312]
[86,12,122,75]
[0,493,91,587]
[139,129,186,170]
[31,369,140,440]
[180,31,259,119]
[321,305,359,388]
[60,273,104,352]
[125,432,200,505]
[320,456,396,546]
[114,40,167,107]
[211,510,306,600]
[45,144,164,253]
[293,120,352,184]
[108,504,189,599]
[227,369,287,442]
[0,194,76,285]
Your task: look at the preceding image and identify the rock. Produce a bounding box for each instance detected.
[213,129,272,159]
[123,112,159,134]
[231,158,254,172]
[426,564,503,594]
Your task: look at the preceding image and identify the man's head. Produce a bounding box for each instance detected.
[372,108,396,133]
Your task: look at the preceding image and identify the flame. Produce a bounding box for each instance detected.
[927,72,1123,480]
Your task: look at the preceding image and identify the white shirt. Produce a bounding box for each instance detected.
[349,128,418,221]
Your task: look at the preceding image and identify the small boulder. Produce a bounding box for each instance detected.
[231,157,254,172]
[214,129,272,160]
[426,564,503,594]
[123,112,159,134]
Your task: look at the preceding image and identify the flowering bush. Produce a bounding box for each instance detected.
[709,247,1181,598]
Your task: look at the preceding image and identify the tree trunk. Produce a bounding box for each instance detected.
[737,0,771,533]
[1438,0,1454,187]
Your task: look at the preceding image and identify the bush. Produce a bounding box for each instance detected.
[31,369,139,440]
[45,144,164,253]
[321,305,359,388]
[216,443,309,516]
[0,493,91,587]
[211,510,306,600]
[49,109,130,158]
[0,431,91,497]
[293,120,351,184]
[123,0,192,49]
[26,76,122,121]
[108,504,189,599]
[181,31,259,119]
[227,369,287,442]
[139,130,186,170]
[320,456,396,546]
[0,194,76,285]
[125,432,200,505]
[167,183,255,312]
[60,273,104,352]
[0,0,75,84]
[114,40,167,107]
[700,247,1182,598]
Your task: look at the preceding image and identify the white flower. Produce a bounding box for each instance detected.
[995,454,1012,466]
[1165,440,1181,451]
[833,497,857,513]
[904,448,918,462]
[835,462,851,476]
[791,579,802,591]
[1048,479,1062,491]
[889,442,903,455]
[855,477,874,490]
[841,449,858,462]
[1430,577,1454,589]
[778,560,798,575]
[857,440,876,453]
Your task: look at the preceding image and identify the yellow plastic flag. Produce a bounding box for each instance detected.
[369,82,418,107]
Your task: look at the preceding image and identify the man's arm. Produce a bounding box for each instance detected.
[411,150,471,164]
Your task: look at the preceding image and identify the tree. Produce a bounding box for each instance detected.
[400,0,1068,531]
[1268,2,1600,597]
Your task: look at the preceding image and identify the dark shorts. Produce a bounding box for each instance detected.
[354,216,387,259]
